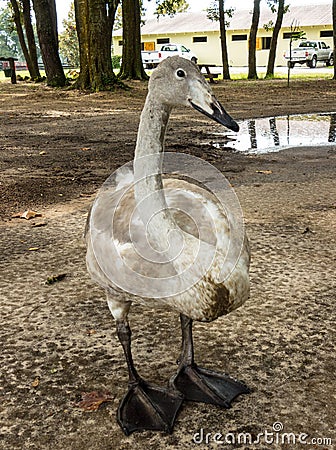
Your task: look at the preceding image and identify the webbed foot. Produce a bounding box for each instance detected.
[117,380,184,435]
[170,364,249,408]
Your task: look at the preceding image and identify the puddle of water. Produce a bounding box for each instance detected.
[212,112,336,154]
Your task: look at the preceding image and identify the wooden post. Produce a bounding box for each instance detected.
[0,57,18,84]
[9,58,17,84]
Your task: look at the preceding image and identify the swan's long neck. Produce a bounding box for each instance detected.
[133,95,176,250]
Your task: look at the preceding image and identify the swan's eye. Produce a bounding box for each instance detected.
[176,69,186,79]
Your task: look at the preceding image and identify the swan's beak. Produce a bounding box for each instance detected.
[190,97,239,132]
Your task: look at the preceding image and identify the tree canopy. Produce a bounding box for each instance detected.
[59,2,79,67]
[0,4,23,58]
[154,0,189,17]
[1,0,335,89]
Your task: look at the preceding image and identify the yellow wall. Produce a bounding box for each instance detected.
[190,32,222,65]
[226,30,249,66]
[113,25,334,67]
[114,32,223,65]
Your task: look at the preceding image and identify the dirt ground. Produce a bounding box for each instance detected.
[0,77,335,450]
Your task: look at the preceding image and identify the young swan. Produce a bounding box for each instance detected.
[86,56,250,435]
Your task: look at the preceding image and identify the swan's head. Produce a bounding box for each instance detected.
[149,56,239,132]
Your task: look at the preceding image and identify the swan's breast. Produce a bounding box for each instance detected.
[86,173,250,319]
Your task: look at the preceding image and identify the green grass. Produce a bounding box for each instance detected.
[282,72,334,80]
[1,67,334,84]
[229,69,334,81]
[0,69,47,82]
[0,70,8,81]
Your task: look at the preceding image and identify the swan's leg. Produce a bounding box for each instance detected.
[116,319,184,435]
[108,297,183,435]
[116,320,140,383]
[170,314,250,408]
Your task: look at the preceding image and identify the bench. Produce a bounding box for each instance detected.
[204,73,219,82]
[198,64,219,83]
[0,57,18,84]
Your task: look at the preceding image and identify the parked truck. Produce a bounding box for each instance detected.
[141,43,198,69]
[284,40,334,68]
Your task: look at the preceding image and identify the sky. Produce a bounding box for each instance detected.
[55,0,330,31]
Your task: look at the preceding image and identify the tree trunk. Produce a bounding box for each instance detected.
[74,0,120,90]
[219,0,230,80]
[265,0,285,78]
[9,0,34,78]
[10,0,30,64]
[49,0,59,49]
[9,58,17,84]
[21,0,41,79]
[74,0,89,88]
[32,0,66,86]
[333,0,336,80]
[119,0,148,80]
[248,0,261,80]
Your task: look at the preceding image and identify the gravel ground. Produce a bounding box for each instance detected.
[0,77,335,449]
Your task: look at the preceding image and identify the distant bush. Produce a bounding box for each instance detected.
[112,55,122,69]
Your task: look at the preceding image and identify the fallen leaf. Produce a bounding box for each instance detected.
[75,391,113,412]
[81,147,91,151]
[79,193,92,198]
[31,221,47,228]
[86,329,96,336]
[45,273,67,285]
[32,377,40,388]
[23,210,42,219]
[12,212,23,218]
[39,151,47,155]
[256,170,273,175]
[12,210,42,220]
[28,247,39,251]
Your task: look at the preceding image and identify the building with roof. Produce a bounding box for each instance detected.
[113,3,334,67]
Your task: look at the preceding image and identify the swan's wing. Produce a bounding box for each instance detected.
[86,169,179,298]
[88,174,221,257]
[164,178,229,247]
[86,172,247,298]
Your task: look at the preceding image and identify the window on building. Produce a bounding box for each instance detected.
[232,34,247,41]
[193,36,207,43]
[157,38,170,44]
[283,32,301,39]
[262,36,272,49]
[320,30,333,38]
